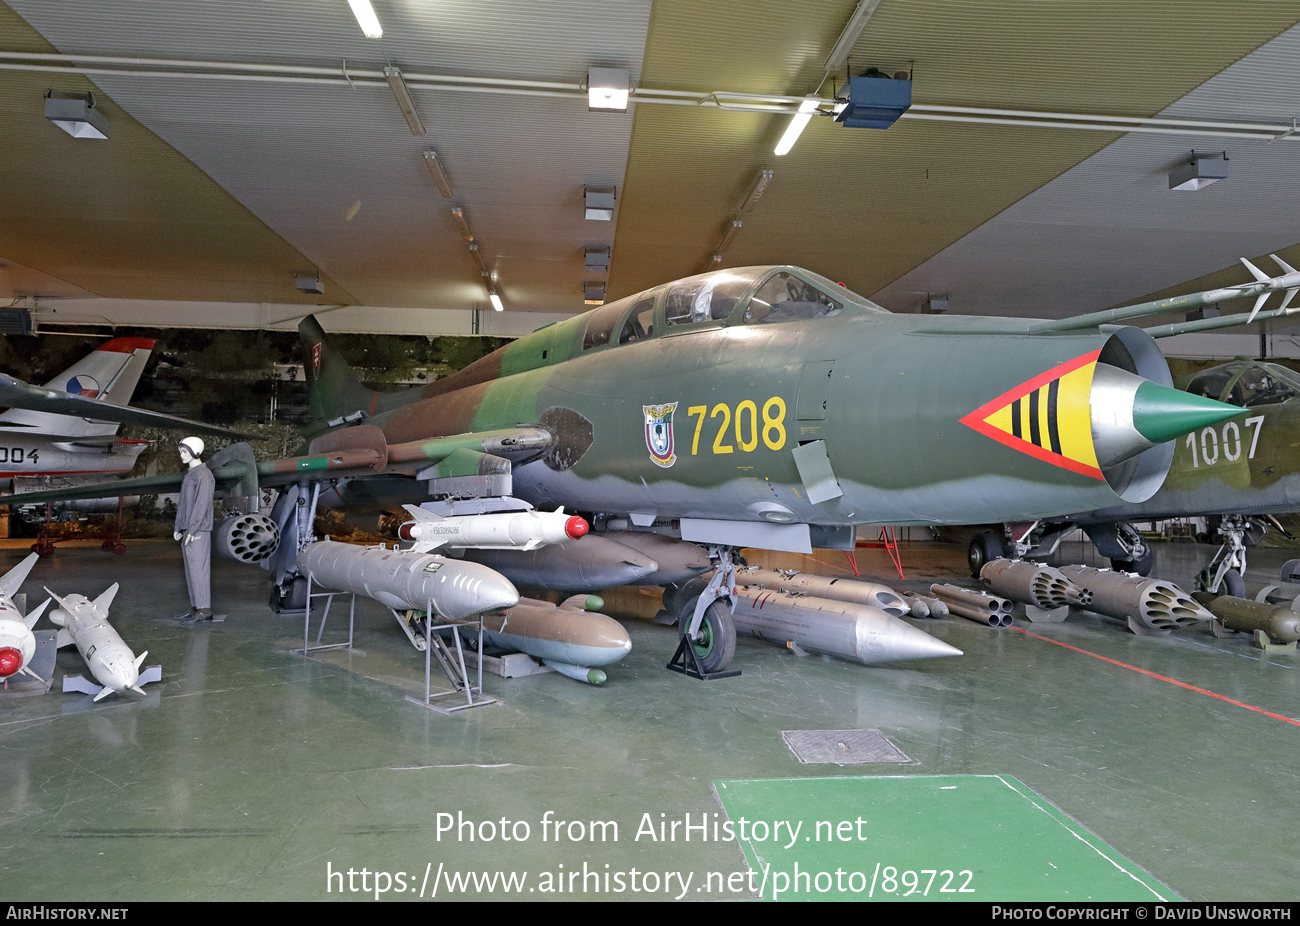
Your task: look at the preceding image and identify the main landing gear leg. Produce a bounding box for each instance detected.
[667,545,741,680]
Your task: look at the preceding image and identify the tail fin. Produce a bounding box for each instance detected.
[0,337,155,438]
[298,316,377,425]
[0,552,40,599]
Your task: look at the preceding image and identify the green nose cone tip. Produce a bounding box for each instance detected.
[1132,381,1243,445]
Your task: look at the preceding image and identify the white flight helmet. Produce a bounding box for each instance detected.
[179,436,205,459]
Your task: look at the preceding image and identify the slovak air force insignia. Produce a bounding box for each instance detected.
[643,402,678,468]
[960,350,1104,480]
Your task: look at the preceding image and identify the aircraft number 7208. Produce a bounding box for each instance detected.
[688,398,787,455]
[1184,416,1264,468]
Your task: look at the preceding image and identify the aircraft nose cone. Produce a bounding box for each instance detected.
[0,646,22,677]
[1131,381,1243,444]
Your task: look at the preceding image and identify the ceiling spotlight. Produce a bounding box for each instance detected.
[584,246,611,273]
[587,67,630,112]
[738,170,774,213]
[926,292,949,313]
[774,97,819,156]
[1169,151,1229,191]
[44,91,111,139]
[583,281,607,306]
[347,0,383,38]
[451,207,474,242]
[384,66,426,136]
[423,150,454,198]
[585,186,616,221]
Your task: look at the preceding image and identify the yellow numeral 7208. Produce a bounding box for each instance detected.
[688,397,786,455]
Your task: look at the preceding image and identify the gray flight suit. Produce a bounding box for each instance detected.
[175,462,215,610]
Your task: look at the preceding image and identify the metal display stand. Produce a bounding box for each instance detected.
[292,574,365,656]
[405,597,497,715]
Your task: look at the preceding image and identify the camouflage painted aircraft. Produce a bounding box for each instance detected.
[968,356,1300,595]
[18,261,1297,672]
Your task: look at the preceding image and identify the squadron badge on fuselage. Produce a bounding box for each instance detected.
[643,402,679,468]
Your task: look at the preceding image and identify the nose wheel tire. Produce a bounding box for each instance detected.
[968,532,1007,578]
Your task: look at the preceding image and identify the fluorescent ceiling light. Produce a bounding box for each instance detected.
[423,149,453,198]
[716,219,743,254]
[451,207,474,242]
[774,97,819,156]
[824,0,884,74]
[738,170,774,213]
[1169,152,1228,191]
[489,292,504,312]
[44,93,111,139]
[585,187,616,221]
[347,0,383,38]
[384,66,426,136]
[584,246,611,273]
[588,67,630,112]
[584,281,606,305]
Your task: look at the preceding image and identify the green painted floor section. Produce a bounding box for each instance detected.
[0,539,1298,901]
[713,774,1173,901]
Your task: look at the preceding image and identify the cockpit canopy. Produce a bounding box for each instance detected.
[1186,360,1300,408]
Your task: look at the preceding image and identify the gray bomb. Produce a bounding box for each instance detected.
[602,531,713,586]
[462,533,658,591]
[1057,564,1212,636]
[735,566,909,617]
[482,595,632,685]
[1195,593,1300,646]
[296,541,518,619]
[731,587,961,665]
[929,584,1014,627]
[979,558,1092,622]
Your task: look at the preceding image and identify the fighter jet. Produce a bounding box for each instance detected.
[15,262,1279,672]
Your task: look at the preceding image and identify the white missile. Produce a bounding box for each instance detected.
[45,583,160,700]
[0,553,50,682]
[398,504,588,552]
[297,540,519,619]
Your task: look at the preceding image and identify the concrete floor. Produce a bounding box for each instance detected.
[1,536,1297,901]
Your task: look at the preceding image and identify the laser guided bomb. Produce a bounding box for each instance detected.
[296,541,519,619]
[462,533,660,592]
[0,554,50,681]
[480,595,632,685]
[735,566,909,616]
[929,584,1015,627]
[1194,592,1300,647]
[45,584,160,700]
[979,558,1092,622]
[1056,564,1213,636]
[730,587,961,664]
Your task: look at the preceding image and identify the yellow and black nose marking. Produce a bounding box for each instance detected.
[959,349,1104,479]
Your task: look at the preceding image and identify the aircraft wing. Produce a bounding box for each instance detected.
[0,373,254,439]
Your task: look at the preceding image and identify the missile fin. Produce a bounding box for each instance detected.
[42,587,75,617]
[134,651,148,670]
[1240,257,1270,283]
[1281,288,1298,313]
[93,583,119,613]
[18,665,41,681]
[0,552,41,598]
[1272,253,1298,275]
[401,503,441,522]
[1246,292,1270,324]
[92,685,114,702]
[24,597,51,630]
[55,629,73,648]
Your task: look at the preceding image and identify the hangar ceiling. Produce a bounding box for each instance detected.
[1,1,1298,337]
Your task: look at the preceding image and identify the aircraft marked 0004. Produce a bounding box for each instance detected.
[960,350,1105,480]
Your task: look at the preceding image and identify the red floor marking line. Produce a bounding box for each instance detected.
[1011,626,1300,728]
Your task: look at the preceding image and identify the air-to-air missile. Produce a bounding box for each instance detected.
[731,587,961,664]
[735,566,910,616]
[600,530,713,586]
[1056,564,1213,636]
[0,554,50,681]
[929,584,1015,627]
[45,584,160,700]
[1193,592,1300,647]
[979,558,1092,622]
[462,533,659,592]
[480,595,632,684]
[398,503,589,551]
[296,540,519,619]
